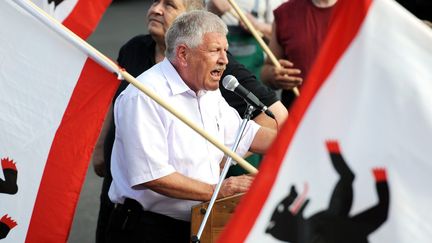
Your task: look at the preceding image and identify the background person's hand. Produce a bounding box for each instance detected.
[268,59,303,90]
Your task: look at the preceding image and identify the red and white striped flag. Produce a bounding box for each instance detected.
[31,0,112,39]
[0,0,118,242]
[219,0,432,242]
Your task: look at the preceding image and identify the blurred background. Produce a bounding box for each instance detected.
[68,1,150,242]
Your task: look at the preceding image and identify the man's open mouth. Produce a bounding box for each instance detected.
[211,68,225,79]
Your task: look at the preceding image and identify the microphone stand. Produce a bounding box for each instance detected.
[191,105,256,243]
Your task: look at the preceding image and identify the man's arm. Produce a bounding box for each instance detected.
[221,52,288,130]
[253,101,287,131]
[249,126,277,155]
[242,102,285,160]
[136,172,254,201]
[261,22,303,90]
[239,12,273,39]
[207,0,231,16]
[91,104,113,177]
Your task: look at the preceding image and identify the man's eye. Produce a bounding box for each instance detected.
[166,1,177,8]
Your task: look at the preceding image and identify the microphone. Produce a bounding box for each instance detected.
[222,75,275,119]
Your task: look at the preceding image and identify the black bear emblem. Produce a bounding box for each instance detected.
[266,140,390,243]
[0,215,17,240]
[0,158,18,195]
[48,0,64,8]
[1,158,19,239]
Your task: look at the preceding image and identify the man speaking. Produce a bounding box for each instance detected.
[106,10,276,243]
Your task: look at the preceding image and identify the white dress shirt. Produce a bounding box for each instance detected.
[108,58,260,221]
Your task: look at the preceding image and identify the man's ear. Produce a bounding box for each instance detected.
[176,44,188,67]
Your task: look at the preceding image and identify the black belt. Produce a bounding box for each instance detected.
[114,198,188,226]
[107,198,191,242]
[115,198,142,213]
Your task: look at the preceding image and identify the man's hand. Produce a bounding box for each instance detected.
[239,13,272,39]
[218,174,255,198]
[268,59,303,90]
[207,0,231,16]
[91,139,106,177]
[92,155,106,178]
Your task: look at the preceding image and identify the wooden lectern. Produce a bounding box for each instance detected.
[191,193,244,243]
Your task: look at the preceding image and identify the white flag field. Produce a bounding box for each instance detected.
[31,0,112,39]
[219,0,432,242]
[0,0,117,242]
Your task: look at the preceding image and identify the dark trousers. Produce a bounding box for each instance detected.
[96,174,114,243]
[105,198,191,243]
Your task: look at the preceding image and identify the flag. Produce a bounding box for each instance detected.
[218,0,432,242]
[0,0,119,242]
[31,0,112,39]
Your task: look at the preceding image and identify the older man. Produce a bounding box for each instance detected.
[94,0,287,242]
[105,11,276,243]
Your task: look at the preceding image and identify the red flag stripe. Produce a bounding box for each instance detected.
[217,0,373,242]
[25,59,119,242]
[62,0,112,39]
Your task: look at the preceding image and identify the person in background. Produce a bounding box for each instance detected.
[105,10,276,242]
[261,0,338,109]
[207,0,286,78]
[92,0,287,242]
[207,0,286,176]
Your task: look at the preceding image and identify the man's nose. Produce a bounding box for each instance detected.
[149,1,164,15]
[218,51,228,65]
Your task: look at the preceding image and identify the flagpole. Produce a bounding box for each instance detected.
[192,105,255,243]
[226,0,300,97]
[227,9,264,38]
[13,0,117,73]
[13,0,258,174]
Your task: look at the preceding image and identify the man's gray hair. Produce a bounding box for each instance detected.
[165,10,228,61]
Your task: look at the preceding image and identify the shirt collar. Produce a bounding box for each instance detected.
[160,58,207,97]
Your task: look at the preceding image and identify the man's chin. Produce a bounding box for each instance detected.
[148,26,164,38]
[211,76,222,82]
[206,83,220,91]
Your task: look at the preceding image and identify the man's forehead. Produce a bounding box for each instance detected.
[171,0,185,5]
[202,32,228,44]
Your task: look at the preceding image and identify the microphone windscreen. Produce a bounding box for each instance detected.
[222,75,238,91]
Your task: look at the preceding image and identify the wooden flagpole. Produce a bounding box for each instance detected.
[14,0,258,174]
[226,0,300,96]
[228,8,264,38]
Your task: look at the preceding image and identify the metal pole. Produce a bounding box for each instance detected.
[191,105,256,243]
